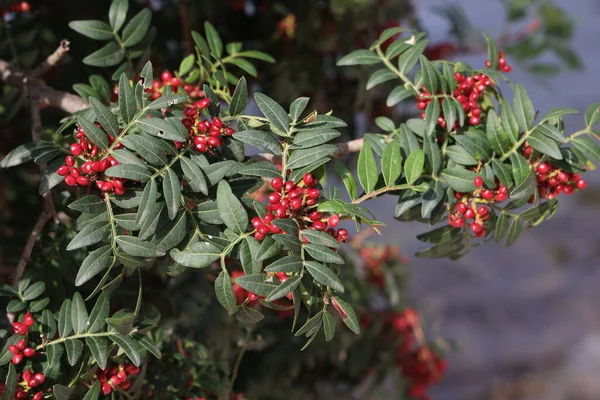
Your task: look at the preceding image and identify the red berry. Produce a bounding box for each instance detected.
[65,155,75,167]
[207,136,222,147]
[477,206,489,216]
[536,163,549,174]
[303,173,315,186]
[469,116,481,125]
[28,379,40,388]
[17,339,26,350]
[23,347,35,357]
[309,211,322,221]
[463,209,475,219]
[263,213,274,224]
[328,214,340,227]
[481,189,494,200]
[557,172,569,183]
[456,202,467,214]
[110,375,122,386]
[160,70,172,82]
[474,176,484,188]
[290,198,303,210]
[125,365,140,375]
[8,345,19,355]
[307,188,320,199]
[257,225,270,235]
[57,165,69,176]
[336,229,349,242]
[70,143,83,156]
[469,222,483,234]
[225,127,235,136]
[212,117,223,130]
[577,179,587,190]
[271,177,283,190]
[12,354,23,365]
[102,382,112,395]
[76,176,89,186]
[32,393,43,400]
[495,192,508,202]
[268,192,281,204]
[254,232,265,241]
[312,221,326,230]
[284,181,295,192]
[34,373,45,383]
[288,189,301,199]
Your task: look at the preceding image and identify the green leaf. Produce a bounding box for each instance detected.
[304,244,344,264]
[83,42,124,67]
[204,21,223,58]
[229,77,248,116]
[528,130,562,159]
[89,97,119,137]
[419,55,438,94]
[509,169,536,202]
[122,8,151,47]
[404,149,425,185]
[116,236,165,257]
[20,281,43,301]
[512,84,536,131]
[110,334,142,366]
[500,101,520,142]
[446,145,478,165]
[227,58,257,76]
[148,94,188,110]
[270,219,299,235]
[367,69,397,90]
[331,296,360,334]
[118,74,136,124]
[323,311,336,341]
[492,159,514,187]
[163,168,181,220]
[236,306,264,324]
[106,310,135,334]
[69,195,105,214]
[87,292,109,333]
[272,234,301,252]
[295,311,324,337]
[69,20,113,40]
[398,39,428,74]
[301,229,340,249]
[304,261,344,292]
[334,161,357,200]
[136,178,157,226]
[572,135,600,163]
[199,160,236,186]
[234,274,278,297]
[483,32,498,69]
[76,245,112,287]
[58,299,73,337]
[105,164,152,182]
[509,153,530,186]
[264,256,302,273]
[66,221,109,251]
[180,157,208,194]
[292,129,340,149]
[0,142,52,168]
[287,144,337,170]
[71,292,88,335]
[233,130,282,154]
[121,134,167,166]
[441,168,478,193]
[290,97,309,122]
[585,102,600,129]
[217,181,248,234]
[424,100,440,137]
[254,93,290,135]
[506,218,523,247]
[487,110,511,154]
[534,124,566,144]
[44,344,64,380]
[455,131,491,161]
[494,212,509,243]
[138,336,162,358]
[239,161,281,179]
[421,180,444,218]
[423,136,442,175]
[109,0,128,31]
[65,339,84,366]
[169,241,220,268]
[257,236,282,261]
[77,115,110,149]
[441,98,458,132]
[137,117,187,142]
[215,271,237,313]
[86,337,109,370]
[151,211,187,252]
[266,276,302,302]
[82,381,102,400]
[337,49,381,65]
[386,85,413,106]
[40,309,57,339]
[238,50,275,62]
[178,53,195,75]
[357,141,378,193]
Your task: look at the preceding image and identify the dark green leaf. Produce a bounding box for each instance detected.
[58,299,73,337]
[419,55,438,94]
[44,344,63,379]
[492,159,514,187]
[69,195,105,214]
[287,144,336,170]
[83,42,124,67]
[301,229,340,249]
[506,218,523,247]
[290,97,309,122]
[88,292,109,333]
[138,336,162,358]
[178,53,195,75]
[404,149,425,185]
[304,261,343,292]
[509,153,530,186]
[236,306,264,324]
[337,49,381,65]
[270,219,299,235]
[235,274,278,296]
[424,99,440,137]
[304,244,344,264]
[110,334,142,366]
[148,94,188,110]
[217,180,248,234]
[239,161,281,179]
[257,236,282,261]
[512,84,535,132]
[121,134,167,166]
[200,160,236,186]
[264,256,302,273]
[357,141,378,193]
[169,241,220,268]
[500,101,520,142]
[398,39,428,74]
[76,245,112,286]
[109,0,128,31]
[204,21,223,58]
[118,74,136,124]
[71,292,88,334]
[86,337,109,370]
[386,85,413,106]
[116,236,165,257]
[136,178,157,226]
[163,168,181,220]
[180,157,208,194]
[331,296,360,334]
[572,135,600,163]
[77,115,110,149]
[229,77,248,116]
[487,109,511,154]
[0,142,52,168]
[272,234,301,252]
[82,381,101,400]
[90,97,119,137]
[368,69,397,90]
[254,93,290,135]
[421,180,444,218]
[423,137,442,175]
[152,211,187,252]
[105,164,152,182]
[266,276,301,302]
[441,168,477,193]
[233,130,282,154]
[323,311,336,341]
[291,129,340,149]
[528,130,562,159]
[122,8,151,47]
[446,145,478,165]
[334,161,357,200]
[66,221,109,251]
[69,20,113,40]
[215,270,237,313]
[585,102,600,129]
[65,339,84,366]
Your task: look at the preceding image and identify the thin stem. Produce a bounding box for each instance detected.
[37,332,113,350]
[113,33,134,73]
[228,329,253,394]
[374,44,419,93]
[353,184,412,204]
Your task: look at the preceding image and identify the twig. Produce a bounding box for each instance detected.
[30,40,71,79]
[252,138,365,163]
[0,40,88,114]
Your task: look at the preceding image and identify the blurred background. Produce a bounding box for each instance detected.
[1,0,599,399]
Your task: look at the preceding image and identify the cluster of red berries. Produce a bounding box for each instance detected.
[484,50,513,73]
[417,72,493,129]
[56,126,126,195]
[448,176,508,236]
[251,173,348,242]
[180,98,235,153]
[93,364,139,395]
[0,1,30,17]
[0,371,45,400]
[359,245,408,288]
[385,309,446,400]
[145,70,204,100]
[533,161,587,200]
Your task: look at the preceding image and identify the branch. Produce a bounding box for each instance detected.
[0,41,88,114]
[252,138,365,163]
[30,39,70,79]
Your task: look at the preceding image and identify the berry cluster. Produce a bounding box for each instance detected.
[146,70,204,100]
[0,1,30,17]
[484,50,513,73]
[359,245,408,288]
[93,364,140,395]
[533,161,587,199]
[386,309,446,400]
[181,98,235,152]
[57,125,126,195]
[0,370,45,400]
[417,72,493,129]
[251,173,348,242]
[448,176,509,236]
[230,270,294,317]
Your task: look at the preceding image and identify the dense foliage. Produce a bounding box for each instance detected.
[0,0,598,399]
